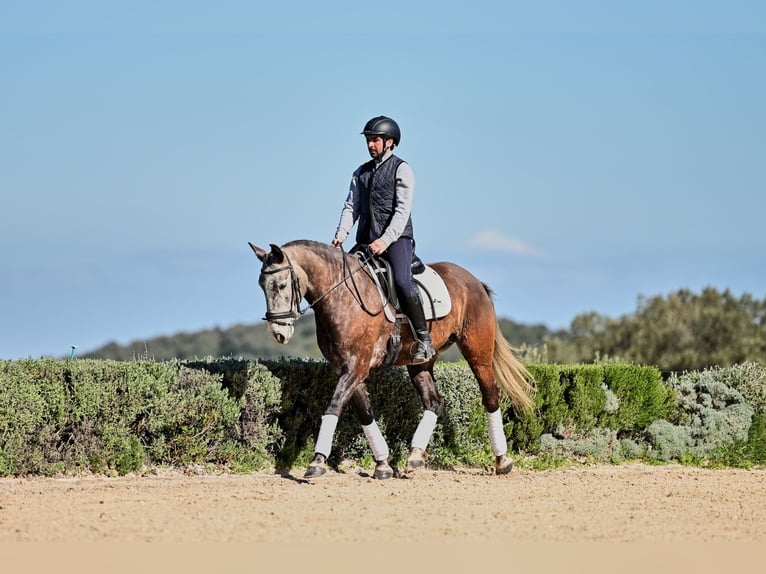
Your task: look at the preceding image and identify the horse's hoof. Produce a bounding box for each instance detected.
[405,447,427,473]
[304,464,327,478]
[373,460,393,480]
[304,454,328,478]
[495,455,514,475]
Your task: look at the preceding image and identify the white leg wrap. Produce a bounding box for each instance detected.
[411,410,438,451]
[362,420,389,461]
[314,414,338,458]
[487,409,507,457]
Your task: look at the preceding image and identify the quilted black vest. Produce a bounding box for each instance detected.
[355,155,414,244]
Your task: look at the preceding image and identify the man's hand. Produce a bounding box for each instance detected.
[369,239,386,255]
[331,234,345,248]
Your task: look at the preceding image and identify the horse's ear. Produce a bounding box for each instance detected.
[269,244,285,264]
[248,242,268,262]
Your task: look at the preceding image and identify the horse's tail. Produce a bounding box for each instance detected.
[483,283,536,412]
[493,324,536,412]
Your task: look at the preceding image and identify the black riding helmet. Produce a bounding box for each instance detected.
[361,116,401,147]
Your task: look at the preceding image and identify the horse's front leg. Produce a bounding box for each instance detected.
[304,365,375,478]
[348,386,394,480]
[404,365,444,474]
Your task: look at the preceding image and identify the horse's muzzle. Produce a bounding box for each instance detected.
[268,321,294,345]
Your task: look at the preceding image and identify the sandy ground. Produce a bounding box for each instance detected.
[2,463,765,545]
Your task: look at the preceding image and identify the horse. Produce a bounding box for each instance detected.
[248,239,535,479]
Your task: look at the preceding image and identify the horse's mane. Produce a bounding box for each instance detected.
[283,239,345,259]
[283,239,330,249]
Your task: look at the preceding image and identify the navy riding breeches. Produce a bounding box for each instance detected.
[384,237,417,299]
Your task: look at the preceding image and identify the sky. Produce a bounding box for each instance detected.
[2,1,765,359]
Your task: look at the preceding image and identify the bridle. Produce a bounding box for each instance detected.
[259,247,382,325]
[259,250,308,325]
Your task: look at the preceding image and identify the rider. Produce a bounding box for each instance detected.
[331,115,436,364]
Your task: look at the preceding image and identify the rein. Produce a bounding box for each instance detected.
[260,246,382,324]
[339,246,383,317]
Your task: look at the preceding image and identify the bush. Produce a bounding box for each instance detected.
[0,359,69,475]
[510,363,672,461]
[185,358,283,471]
[663,367,758,465]
[539,428,621,463]
[2,358,764,475]
[645,420,695,462]
[602,364,675,431]
[712,362,766,415]
[0,358,283,476]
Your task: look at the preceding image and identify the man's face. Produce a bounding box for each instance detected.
[366,135,391,159]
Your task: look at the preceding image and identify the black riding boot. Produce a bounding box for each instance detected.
[404,292,436,364]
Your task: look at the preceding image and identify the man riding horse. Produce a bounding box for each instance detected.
[250,116,534,479]
[331,116,436,364]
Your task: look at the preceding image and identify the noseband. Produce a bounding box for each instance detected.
[260,252,307,325]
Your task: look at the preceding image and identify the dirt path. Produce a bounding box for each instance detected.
[2,463,765,543]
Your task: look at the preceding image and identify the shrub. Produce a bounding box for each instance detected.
[645,420,695,462]
[0,359,69,475]
[507,363,563,452]
[562,365,607,431]
[185,358,284,471]
[2,358,764,475]
[662,368,756,463]
[602,364,675,431]
[513,363,672,461]
[538,428,620,463]
[712,362,766,415]
[0,358,283,476]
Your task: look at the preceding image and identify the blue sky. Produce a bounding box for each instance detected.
[2,1,765,359]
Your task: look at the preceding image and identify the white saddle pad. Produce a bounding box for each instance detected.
[380,264,452,323]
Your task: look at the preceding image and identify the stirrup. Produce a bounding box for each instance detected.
[411,339,436,364]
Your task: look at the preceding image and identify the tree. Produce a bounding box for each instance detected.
[545,287,766,372]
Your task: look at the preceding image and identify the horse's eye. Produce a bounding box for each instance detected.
[277,282,288,290]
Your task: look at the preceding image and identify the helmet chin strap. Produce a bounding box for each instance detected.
[367,137,394,159]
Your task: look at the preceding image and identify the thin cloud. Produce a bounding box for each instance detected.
[468,229,547,258]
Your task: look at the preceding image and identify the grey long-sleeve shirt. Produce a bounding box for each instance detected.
[334,150,415,249]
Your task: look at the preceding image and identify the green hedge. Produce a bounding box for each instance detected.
[1,358,764,476]
[0,358,282,476]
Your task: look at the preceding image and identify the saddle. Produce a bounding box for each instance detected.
[350,245,452,322]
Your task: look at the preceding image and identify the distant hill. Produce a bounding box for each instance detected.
[83,286,766,372]
[84,314,557,362]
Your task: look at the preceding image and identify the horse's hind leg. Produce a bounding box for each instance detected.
[458,338,515,475]
[471,364,515,474]
[405,364,444,473]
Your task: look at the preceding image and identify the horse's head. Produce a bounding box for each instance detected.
[249,242,304,345]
